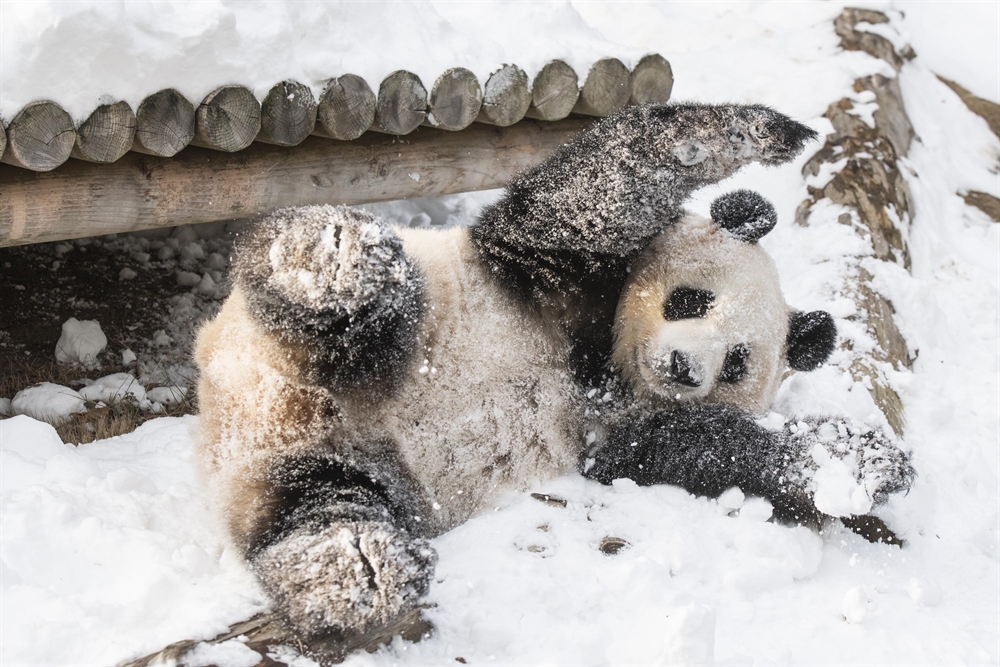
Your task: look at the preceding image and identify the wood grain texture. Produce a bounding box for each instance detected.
[131,88,195,157]
[194,85,262,152]
[315,74,377,141]
[257,80,317,147]
[524,60,579,121]
[0,118,7,162]
[628,54,673,105]
[375,70,428,135]
[0,117,595,247]
[476,64,531,127]
[426,67,483,131]
[0,101,76,171]
[573,57,630,117]
[71,100,136,164]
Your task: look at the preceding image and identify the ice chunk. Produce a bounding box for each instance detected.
[55,318,107,368]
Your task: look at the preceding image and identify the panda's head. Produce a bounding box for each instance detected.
[613,190,836,414]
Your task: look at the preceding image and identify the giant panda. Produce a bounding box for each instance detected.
[194,103,913,661]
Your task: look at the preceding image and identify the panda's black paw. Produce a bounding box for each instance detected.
[710,190,777,243]
[234,205,421,323]
[253,518,437,659]
[784,417,915,516]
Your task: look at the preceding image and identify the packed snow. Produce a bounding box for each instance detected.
[1,2,998,666]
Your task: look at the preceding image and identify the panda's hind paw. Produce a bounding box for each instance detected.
[234,205,419,318]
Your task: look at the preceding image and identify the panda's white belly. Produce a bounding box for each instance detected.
[338,227,583,533]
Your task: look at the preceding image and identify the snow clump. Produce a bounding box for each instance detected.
[10,382,87,425]
[55,317,107,368]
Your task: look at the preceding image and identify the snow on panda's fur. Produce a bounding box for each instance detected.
[194,103,914,660]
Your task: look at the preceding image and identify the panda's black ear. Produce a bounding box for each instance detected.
[787,310,837,371]
[710,190,778,243]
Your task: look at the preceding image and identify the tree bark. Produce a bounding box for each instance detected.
[425,68,483,131]
[257,80,317,147]
[131,88,195,158]
[314,74,377,141]
[374,70,428,135]
[0,101,76,172]
[475,65,531,127]
[71,100,136,164]
[628,54,673,105]
[573,57,630,117]
[193,85,262,152]
[524,60,579,121]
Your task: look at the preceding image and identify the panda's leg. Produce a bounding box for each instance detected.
[584,405,914,533]
[232,206,424,392]
[236,452,436,662]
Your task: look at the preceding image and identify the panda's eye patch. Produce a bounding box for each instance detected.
[663,287,715,320]
[720,344,750,383]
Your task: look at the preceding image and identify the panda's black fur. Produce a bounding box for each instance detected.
[194,103,912,662]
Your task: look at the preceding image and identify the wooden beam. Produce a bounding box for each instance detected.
[476,65,531,127]
[425,67,483,131]
[629,54,673,105]
[71,100,136,164]
[375,70,428,135]
[525,60,580,121]
[131,88,195,158]
[314,74,377,141]
[1,101,76,171]
[573,57,630,117]
[0,117,594,247]
[193,85,262,152]
[257,80,317,147]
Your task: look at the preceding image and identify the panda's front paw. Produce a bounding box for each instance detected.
[785,417,915,517]
[234,205,419,319]
[253,519,437,658]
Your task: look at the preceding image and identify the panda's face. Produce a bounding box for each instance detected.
[613,214,789,414]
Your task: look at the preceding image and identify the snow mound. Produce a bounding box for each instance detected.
[10,383,86,425]
[79,373,147,405]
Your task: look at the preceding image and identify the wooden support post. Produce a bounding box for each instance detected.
[314,74,377,141]
[629,54,674,105]
[425,68,483,131]
[573,57,630,117]
[0,101,76,172]
[375,71,428,135]
[193,85,262,152]
[524,60,579,121]
[257,80,317,147]
[0,118,6,162]
[475,65,531,127]
[131,88,195,157]
[71,100,136,164]
[0,117,594,247]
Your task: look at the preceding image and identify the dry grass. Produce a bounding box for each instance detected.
[1,355,197,446]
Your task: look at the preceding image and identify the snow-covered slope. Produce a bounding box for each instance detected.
[1,2,997,665]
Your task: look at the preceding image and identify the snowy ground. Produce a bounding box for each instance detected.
[2,2,999,666]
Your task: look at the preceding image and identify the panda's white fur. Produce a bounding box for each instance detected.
[614,214,789,413]
[197,224,582,540]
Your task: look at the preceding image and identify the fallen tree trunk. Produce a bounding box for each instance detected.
[0,117,594,247]
[796,8,916,436]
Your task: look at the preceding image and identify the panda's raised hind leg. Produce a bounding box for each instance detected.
[236,451,437,663]
[232,205,424,392]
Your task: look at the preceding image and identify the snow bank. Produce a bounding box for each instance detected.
[1,2,997,666]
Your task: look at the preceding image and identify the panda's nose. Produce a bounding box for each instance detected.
[670,350,702,387]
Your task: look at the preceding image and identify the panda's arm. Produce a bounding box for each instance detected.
[237,452,436,662]
[470,103,818,297]
[584,404,914,530]
[232,206,424,392]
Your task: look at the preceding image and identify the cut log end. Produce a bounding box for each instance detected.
[132,88,196,158]
[0,101,76,172]
[574,57,630,117]
[629,54,673,106]
[426,67,483,132]
[258,80,317,147]
[525,60,579,122]
[376,70,428,135]
[194,85,262,152]
[315,74,377,141]
[72,100,136,164]
[476,64,531,127]
[0,119,6,162]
